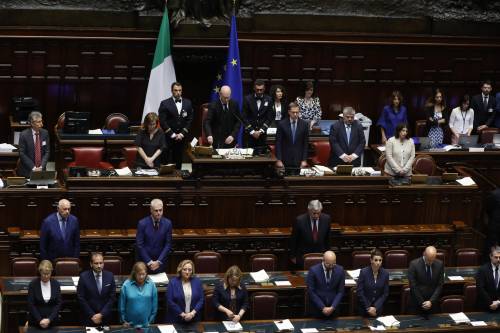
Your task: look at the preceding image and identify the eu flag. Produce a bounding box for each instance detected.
[210,15,243,145]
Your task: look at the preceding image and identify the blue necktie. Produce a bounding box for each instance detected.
[346,125,351,145]
[96,273,102,294]
[426,264,432,281]
[60,219,66,241]
[291,121,297,144]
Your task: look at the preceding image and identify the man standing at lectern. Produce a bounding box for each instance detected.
[18,111,50,178]
[289,200,331,270]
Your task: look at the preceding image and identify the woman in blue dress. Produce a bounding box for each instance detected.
[425,88,448,148]
[376,90,408,144]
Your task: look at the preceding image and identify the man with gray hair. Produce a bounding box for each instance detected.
[289,200,331,269]
[328,107,365,168]
[18,111,50,177]
[136,198,173,273]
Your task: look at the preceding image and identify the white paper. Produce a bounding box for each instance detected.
[60,285,77,291]
[250,269,270,283]
[135,168,159,176]
[274,319,294,331]
[376,315,400,327]
[88,129,103,135]
[72,276,80,286]
[149,272,169,284]
[449,312,470,324]
[470,321,487,327]
[190,137,198,148]
[216,148,254,156]
[274,280,292,286]
[345,279,356,285]
[158,325,178,333]
[443,145,459,151]
[369,326,386,331]
[115,167,132,176]
[352,167,377,175]
[223,321,243,332]
[377,146,386,152]
[85,328,101,333]
[457,177,476,186]
[447,276,464,281]
[313,165,334,175]
[300,328,318,333]
[267,128,277,135]
[347,269,361,279]
[469,147,484,152]
[0,143,17,151]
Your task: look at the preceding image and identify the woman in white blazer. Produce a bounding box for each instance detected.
[384,123,415,177]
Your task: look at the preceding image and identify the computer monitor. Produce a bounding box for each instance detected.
[64,111,91,134]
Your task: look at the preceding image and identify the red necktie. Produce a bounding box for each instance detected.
[312,220,318,241]
[34,132,42,167]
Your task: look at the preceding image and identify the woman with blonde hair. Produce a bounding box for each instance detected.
[213,265,249,322]
[166,259,204,323]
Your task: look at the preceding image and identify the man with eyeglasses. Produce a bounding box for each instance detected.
[18,111,50,177]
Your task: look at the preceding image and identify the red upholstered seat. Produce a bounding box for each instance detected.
[412,154,437,176]
[67,147,113,169]
[303,253,323,270]
[104,113,129,130]
[54,257,81,276]
[351,251,371,269]
[251,292,278,319]
[455,248,480,266]
[311,141,331,166]
[463,284,476,312]
[383,249,409,269]
[479,127,499,144]
[436,249,447,266]
[118,146,138,169]
[11,257,39,276]
[250,254,277,272]
[103,255,123,275]
[440,295,464,313]
[194,251,221,273]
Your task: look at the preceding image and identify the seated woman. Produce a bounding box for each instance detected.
[296,80,321,129]
[449,94,474,145]
[270,84,288,126]
[356,249,389,317]
[119,261,158,328]
[376,90,408,144]
[425,88,449,148]
[384,123,415,177]
[213,265,249,322]
[135,112,166,168]
[166,259,204,324]
[28,260,62,329]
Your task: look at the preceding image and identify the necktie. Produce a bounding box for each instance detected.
[484,96,488,110]
[346,125,351,145]
[96,273,102,294]
[223,104,228,112]
[495,266,499,289]
[291,121,297,144]
[60,219,66,241]
[312,220,318,241]
[326,269,332,283]
[154,220,159,230]
[34,132,42,167]
[426,264,432,281]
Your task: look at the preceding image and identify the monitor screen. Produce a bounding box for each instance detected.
[64,111,91,134]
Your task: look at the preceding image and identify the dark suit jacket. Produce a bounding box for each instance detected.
[77,269,116,325]
[328,120,365,167]
[307,263,345,317]
[136,216,172,273]
[289,213,331,268]
[242,94,273,133]
[212,282,249,320]
[18,128,50,177]
[276,118,309,168]
[28,278,62,327]
[40,213,80,261]
[408,257,444,311]
[166,276,204,323]
[476,263,500,311]
[424,106,449,132]
[158,97,194,136]
[471,93,497,132]
[356,266,389,315]
[203,99,241,148]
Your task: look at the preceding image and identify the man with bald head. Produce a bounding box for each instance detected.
[204,85,242,148]
[408,246,444,316]
[306,251,345,318]
[40,199,80,260]
[136,198,173,273]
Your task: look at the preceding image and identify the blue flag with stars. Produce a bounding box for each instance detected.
[210,15,243,145]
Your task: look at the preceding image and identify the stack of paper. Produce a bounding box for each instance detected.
[88,129,103,135]
[313,165,334,175]
[300,328,318,333]
[457,177,475,186]
[274,280,292,286]
[135,169,159,176]
[368,325,386,331]
[115,167,132,176]
[250,269,269,283]
[223,321,243,331]
[376,315,400,327]
[274,319,294,331]
[158,325,177,333]
[447,276,464,281]
[61,285,77,291]
[0,143,16,152]
[149,272,169,284]
[449,312,470,324]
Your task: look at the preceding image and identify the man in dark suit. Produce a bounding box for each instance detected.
[290,200,331,269]
[275,102,309,171]
[408,246,444,316]
[306,251,345,318]
[242,79,273,149]
[329,107,366,167]
[158,82,194,169]
[476,245,500,312]
[40,199,80,261]
[136,198,173,273]
[18,111,50,178]
[471,80,497,133]
[77,252,116,326]
[204,85,242,149]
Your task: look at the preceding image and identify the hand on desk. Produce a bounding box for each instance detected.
[300,161,308,168]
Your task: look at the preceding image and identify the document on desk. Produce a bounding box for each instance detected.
[470,321,487,326]
[347,269,361,279]
[250,269,269,283]
[0,143,16,152]
[149,272,169,284]
[216,148,254,156]
[449,312,470,324]
[267,127,277,135]
[135,168,159,176]
[223,321,243,331]
[274,319,294,331]
[72,276,79,286]
[60,285,77,291]
[447,276,464,281]
[85,327,101,333]
[158,324,178,333]
[376,315,400,327]
[300,328,318,333]
[275,280,292,286]
[456,177,476,186]
[368,325,386,331]
[345,279,356,286]
[115,167,133,176]
[88,129,103,135]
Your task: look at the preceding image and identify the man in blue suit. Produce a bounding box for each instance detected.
[77,252,116,326]
[306,251,345,318]
[328,107,366,167]
[136,198,173,273]
[40,199,80,261]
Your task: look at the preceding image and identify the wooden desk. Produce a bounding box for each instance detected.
[0,151,19,176]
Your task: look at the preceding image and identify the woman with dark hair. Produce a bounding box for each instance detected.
[356,249,389,317]
[135,112,166,168]
[270,84,288,126]
[213,265,249,322]
[384,123,415,177]
[296,80,321,128]
[376,90,408,143]
[425,88,448,147]
[449,94,474,144]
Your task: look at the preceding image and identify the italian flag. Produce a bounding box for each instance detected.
[142,7,177,121]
